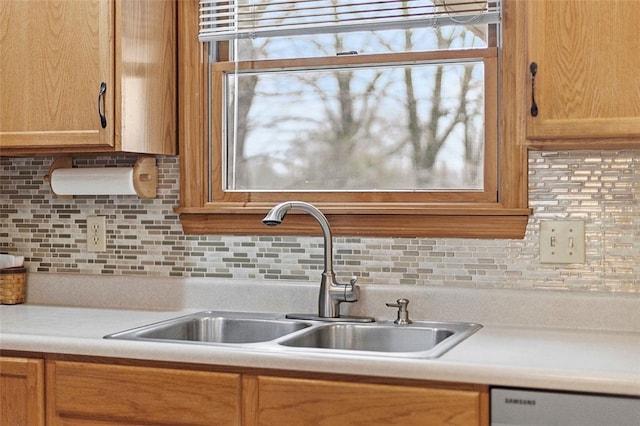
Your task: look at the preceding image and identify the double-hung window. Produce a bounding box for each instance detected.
[177,0,530,238]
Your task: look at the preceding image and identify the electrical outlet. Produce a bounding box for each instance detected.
[539,220,585,264]
[87,216,107,252]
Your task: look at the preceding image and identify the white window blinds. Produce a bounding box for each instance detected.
[199,0,501,42]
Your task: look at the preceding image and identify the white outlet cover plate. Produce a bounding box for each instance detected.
[87,216,107,252]
[539,220,585,264]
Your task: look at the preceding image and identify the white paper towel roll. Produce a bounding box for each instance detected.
[50,168,138,196]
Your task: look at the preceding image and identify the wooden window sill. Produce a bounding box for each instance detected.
[176,205,530,238]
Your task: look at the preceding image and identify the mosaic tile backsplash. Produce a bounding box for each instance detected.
[1,151,639,293]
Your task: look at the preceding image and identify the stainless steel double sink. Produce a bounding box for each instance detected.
[105,311,481,359]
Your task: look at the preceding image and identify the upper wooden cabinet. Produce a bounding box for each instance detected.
[0,0,176,156]
[526,0,640,149]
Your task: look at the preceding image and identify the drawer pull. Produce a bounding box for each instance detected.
[529,62,539,117]
[98,82,107,128]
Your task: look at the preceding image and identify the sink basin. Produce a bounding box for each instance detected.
[105,311,481,359]
[278,321,481,358]
[105,311,311,344]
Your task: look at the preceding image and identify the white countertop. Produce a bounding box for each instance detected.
[2,304,639,397]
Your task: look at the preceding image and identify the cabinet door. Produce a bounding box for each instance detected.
[0,356,45,426]
[526,0,640,141]
[0,0,114,150]
[244,375,487,426]
[46,360,241,426]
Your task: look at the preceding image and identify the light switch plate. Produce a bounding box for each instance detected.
[539,220,585,264]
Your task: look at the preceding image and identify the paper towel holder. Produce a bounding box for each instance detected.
[45,156,158,199]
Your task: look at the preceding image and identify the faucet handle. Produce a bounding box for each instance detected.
[385,298,412,325]
[332,275,360,304]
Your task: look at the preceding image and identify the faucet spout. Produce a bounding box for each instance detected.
[263,202,334,275]
[262,201,360,319]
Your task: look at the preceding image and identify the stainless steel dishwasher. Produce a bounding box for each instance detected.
[491,388,640,426]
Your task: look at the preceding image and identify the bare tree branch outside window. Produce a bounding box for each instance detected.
[225,2,490,192]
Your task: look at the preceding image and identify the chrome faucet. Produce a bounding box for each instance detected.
[263,201,373,322]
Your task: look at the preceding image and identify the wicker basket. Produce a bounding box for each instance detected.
[0,267,26,304]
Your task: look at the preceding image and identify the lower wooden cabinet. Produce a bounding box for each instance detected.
[8,358,487,426]
[243,375,488,426]
[46,360,241,426]
[0,356,45,426]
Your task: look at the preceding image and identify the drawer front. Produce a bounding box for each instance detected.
[248,375,484,426]
[47,360,240,426]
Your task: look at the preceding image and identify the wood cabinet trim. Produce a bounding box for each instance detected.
[41,352,485,390]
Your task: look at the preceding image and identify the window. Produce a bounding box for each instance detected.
[177,0,530,238]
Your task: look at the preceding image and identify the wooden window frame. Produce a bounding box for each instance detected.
[177,0,530,238]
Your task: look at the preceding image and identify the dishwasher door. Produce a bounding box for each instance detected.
[491,388,640,426]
